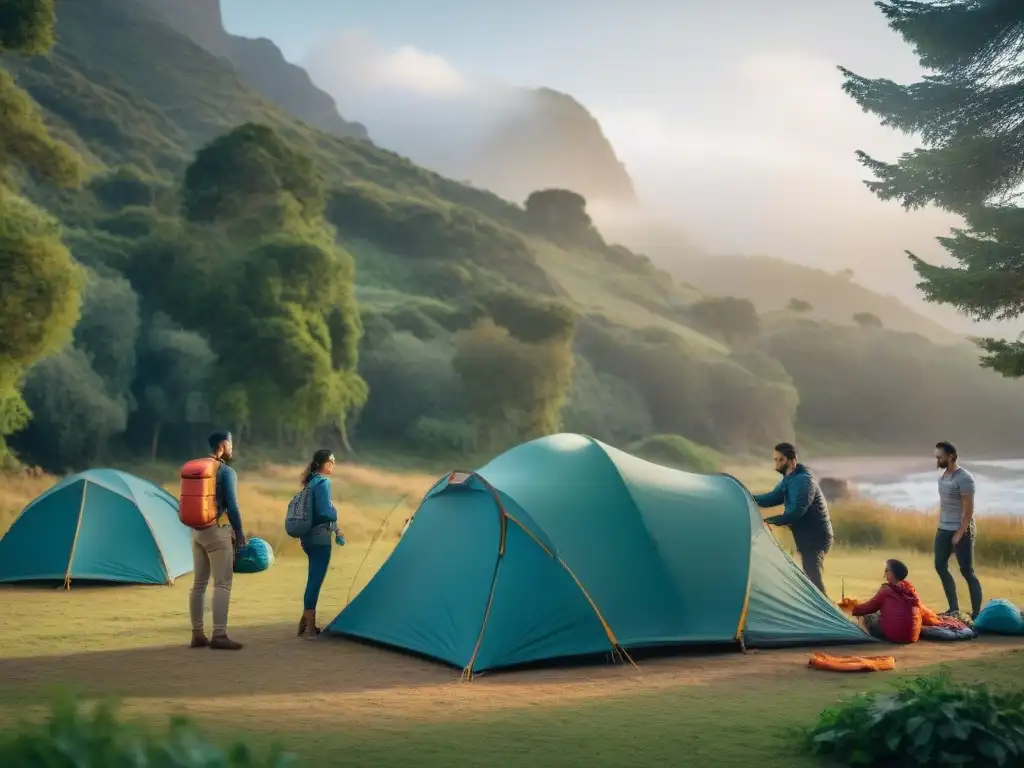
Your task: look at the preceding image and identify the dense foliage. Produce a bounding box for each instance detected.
[2,0,1024,472]
[0,694,293,767]
[0,0,84,463]
[805,673,1024,767]
[841,1,1024,375]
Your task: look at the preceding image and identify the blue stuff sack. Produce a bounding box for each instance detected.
[972,598,1024,635]
[234,537,275,574]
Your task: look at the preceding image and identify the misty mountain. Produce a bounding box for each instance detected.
[303,36,637,207]
[136,0,368,140]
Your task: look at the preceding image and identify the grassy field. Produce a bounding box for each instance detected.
[1,459,1023,766]
[5,459,1023,565]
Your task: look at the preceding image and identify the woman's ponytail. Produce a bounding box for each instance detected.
[300,461,316,487]
[301,448,335,486]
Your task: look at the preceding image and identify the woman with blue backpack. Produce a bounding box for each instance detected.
[289,449,345,639]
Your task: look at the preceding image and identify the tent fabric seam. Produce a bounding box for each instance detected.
[460,473,510,679]
[121,475,174,584]
[581,435,691,618]
[718,473,757,640]
[63,479,90,589]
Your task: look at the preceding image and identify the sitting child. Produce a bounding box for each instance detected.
[851,559,922,644]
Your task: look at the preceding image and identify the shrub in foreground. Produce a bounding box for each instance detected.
[0,695,294,767]
[805,672,1024,767]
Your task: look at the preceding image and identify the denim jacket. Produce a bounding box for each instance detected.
[300,473,337,547]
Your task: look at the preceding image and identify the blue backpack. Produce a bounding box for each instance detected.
[284,485,314,538]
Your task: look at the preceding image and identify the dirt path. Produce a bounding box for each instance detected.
[2,625,1020,729]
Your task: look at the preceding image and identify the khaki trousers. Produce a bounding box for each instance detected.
[189,525,234,634]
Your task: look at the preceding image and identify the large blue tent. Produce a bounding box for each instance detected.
[0,469,193,586]
[327,434,870,675]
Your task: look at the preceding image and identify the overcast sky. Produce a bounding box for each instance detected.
[219,1,1005,335]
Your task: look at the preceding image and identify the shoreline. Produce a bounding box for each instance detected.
[806,456,937,482]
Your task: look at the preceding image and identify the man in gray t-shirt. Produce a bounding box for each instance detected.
[933,441,983,618]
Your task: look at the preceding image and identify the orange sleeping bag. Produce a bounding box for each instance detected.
[808,652,895,672]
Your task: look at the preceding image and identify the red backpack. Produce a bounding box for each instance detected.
[179,457,220,529]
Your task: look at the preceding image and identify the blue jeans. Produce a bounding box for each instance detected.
[302,543,332,611]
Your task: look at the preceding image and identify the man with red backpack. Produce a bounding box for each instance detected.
[179,430,246,650]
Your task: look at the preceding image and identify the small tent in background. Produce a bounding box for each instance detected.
[326,433,870,676]
[0,469,193,587]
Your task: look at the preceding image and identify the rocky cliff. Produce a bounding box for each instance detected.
[136,0,367,139]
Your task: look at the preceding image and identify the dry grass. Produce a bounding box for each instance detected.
[0,462,437,558]
[3,459,1023,565]
[727,464,1024,568]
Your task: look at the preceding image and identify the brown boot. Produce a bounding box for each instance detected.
[190,631,209,648]
[209,632,243,650]
[301,609,318,640]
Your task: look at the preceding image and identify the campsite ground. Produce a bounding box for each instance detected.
[1,461,1023,766]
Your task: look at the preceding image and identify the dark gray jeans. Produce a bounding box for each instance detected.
[934,528,983,616]
[800,538,833,597]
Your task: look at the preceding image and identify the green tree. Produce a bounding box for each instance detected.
[481,289,576,344]
[685,296,761,346]
[453,318,575,450]
[167,125,366,444]
[182,122,323,224]
[0,0,54,54]
[135,313,216,459]
[74,272,141,402]
[524,188,602,246]
[786,298,813,313]
[840,1,1024,375]
[0,0,85,461]
[853,311,884,329]
[17,347,127,471]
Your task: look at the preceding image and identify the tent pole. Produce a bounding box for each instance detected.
[345,493,412,606]
[63,480,89,591]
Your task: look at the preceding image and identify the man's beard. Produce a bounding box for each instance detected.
[221,453,234,465]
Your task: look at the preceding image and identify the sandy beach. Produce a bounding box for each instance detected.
[805,456,936,482]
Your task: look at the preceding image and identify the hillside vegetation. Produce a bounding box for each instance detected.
[673,254,955,343]
[2,0,1024,475]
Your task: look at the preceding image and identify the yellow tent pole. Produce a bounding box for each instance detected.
[461,474,509,681]
[63,480,89,590]
[556,557,639,671]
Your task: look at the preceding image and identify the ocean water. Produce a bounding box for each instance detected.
[856,459,1024,517]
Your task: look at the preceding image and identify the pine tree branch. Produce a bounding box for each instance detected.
[909,251,1024,320]
[877,0,1024,83]
[853,130,1024,210]
[977,337,1024,377]
[839,67,1024,143]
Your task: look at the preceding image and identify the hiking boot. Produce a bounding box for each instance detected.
[209,634,243,650]
[300,609,321,639]
[190,632,210,649]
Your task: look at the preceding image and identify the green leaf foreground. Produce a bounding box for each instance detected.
[805,672,1024,767]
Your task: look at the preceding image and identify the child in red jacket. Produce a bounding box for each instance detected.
[852,559,922,644]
